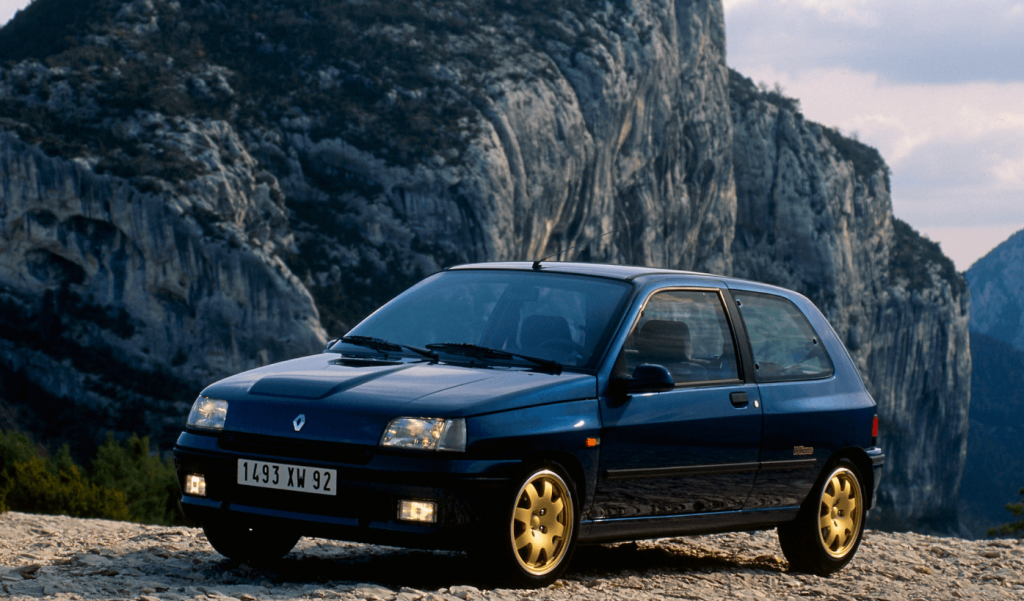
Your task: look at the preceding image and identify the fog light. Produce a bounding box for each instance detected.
[185,474,206,497]
[399,500,436,523]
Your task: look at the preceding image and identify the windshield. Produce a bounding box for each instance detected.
[343,270,634,371]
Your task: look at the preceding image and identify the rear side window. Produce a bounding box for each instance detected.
[733,292,833,382]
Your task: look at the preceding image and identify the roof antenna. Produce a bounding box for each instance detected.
[531,219,639,270]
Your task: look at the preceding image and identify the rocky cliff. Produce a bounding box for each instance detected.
[0,0,969,531]
[728,73,971,532]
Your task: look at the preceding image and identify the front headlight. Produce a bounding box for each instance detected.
[380,417,466,452]
[187,397,229,430]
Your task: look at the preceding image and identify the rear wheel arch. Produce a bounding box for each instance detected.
[827,447,875,510]
[779,456,867,575]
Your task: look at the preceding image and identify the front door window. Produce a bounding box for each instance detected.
[620,289,740,384]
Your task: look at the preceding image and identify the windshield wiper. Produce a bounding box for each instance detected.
[334,336,438,360]
[426,343,562,374]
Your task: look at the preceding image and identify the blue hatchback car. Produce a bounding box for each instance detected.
[174,262,884,586]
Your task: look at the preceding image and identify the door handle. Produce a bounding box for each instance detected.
[730,391,749,407]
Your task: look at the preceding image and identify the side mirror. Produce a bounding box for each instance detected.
[622,364,675,394]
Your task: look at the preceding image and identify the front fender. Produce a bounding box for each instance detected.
[468,399,601,515]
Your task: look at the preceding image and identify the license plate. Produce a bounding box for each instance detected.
[237,459,337,496]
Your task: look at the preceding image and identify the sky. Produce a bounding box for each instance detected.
[0,0,22,27]
[2,1,1021,270]
[724,0,1024,270]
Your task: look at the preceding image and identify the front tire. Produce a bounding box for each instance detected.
[778,459,866,576]
[491,465,579,587]
[203,520,301,564]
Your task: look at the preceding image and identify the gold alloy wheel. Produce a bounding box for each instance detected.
[510,470,573,575]
[818,467,862,558]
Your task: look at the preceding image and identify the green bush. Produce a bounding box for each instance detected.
[0,446,130,520]
[0,430,184,525]
[0,430,36,470]
[990,488,1024,537]
[89,434,181,525]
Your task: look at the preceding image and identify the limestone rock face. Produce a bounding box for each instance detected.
[0,1,971,531]
[0,0,736,450]
[729,72,971,532]
[0,125,325,447]
[261,0,738,331]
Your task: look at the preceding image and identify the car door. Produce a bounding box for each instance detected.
[730,289,868,510]
[592,287,763,519]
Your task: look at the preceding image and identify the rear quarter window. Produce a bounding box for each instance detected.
[733,291,834,382]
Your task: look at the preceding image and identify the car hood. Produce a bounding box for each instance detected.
[200,353,597,446]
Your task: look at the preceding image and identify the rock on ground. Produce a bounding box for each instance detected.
[1,512,1021,600]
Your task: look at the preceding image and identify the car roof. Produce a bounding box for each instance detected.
[447,262,801,297]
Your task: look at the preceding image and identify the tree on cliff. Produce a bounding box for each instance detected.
[990,489,1024,537]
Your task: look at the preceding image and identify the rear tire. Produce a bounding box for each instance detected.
[778,458,866,576]
[488,464,579,587]
[203,520,301,564]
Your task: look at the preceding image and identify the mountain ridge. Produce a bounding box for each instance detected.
[962,229,1024,537]
[967,228,1024,350]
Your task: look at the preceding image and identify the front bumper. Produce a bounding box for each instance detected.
[173,431,517,550]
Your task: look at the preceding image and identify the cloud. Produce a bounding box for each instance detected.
[725,0,879,26]
[993,155,1024,188]
[726,0,1024,85]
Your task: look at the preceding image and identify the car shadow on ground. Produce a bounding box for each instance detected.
[571,541,788,578]
[206,540,789,590]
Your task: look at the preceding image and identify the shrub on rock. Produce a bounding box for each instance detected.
[89,434,181,525]
[0,443,130,520]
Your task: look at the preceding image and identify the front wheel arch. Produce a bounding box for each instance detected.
[477,460,589,589]
[520,450,590,513]
[482,459,582,587]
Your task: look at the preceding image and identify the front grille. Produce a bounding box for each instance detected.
[219,432,374,465]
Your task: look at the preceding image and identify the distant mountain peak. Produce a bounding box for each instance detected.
[966,227,1024,350]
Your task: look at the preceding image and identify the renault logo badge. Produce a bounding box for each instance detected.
[293,414,306,432]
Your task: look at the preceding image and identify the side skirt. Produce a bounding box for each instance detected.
[578,507,800,544]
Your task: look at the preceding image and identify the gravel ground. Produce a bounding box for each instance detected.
[1,512,1022,600]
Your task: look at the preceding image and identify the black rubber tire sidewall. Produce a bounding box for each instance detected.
[779,458,867,576]
[488,462,581,588]
[203,519,300,563]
